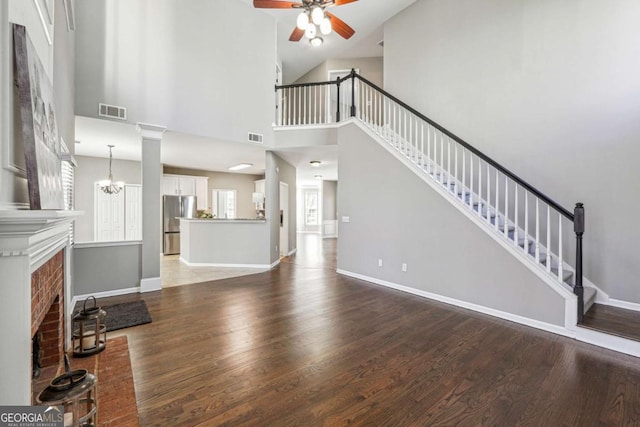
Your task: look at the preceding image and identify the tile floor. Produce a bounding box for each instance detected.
[160,255,268,288]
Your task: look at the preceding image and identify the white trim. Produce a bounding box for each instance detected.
[136,122,167,140]
[576,327,640,358]
[337,269,574,339]
[140,277,161,293]
[179,258,276,270]
[71,286,141,311]
[74,240,142,249]
[273,123,342,131]
[606,298,640,312]
[32,0,52,45]
[288,248,297,256]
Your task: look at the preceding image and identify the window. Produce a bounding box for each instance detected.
[304,190,318,226]
[212,189,236,219]
[60,139,75,244]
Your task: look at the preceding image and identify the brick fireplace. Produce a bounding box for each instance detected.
[0,211,79,405]
[31,250,65,397]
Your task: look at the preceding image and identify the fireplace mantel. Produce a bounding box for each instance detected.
[0,210,81,405]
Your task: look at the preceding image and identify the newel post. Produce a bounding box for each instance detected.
[336,77,341,122]
[350,68,356,117]
[574,202,585,323]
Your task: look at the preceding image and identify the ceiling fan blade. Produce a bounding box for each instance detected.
[253,0,301,9]
[333,0,358,6]
[325,12,355,40]
[289,27,305,42]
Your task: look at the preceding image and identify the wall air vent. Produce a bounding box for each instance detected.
[248,132,264,144]
[98,103,127,120]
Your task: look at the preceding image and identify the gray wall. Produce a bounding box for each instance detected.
[74,0,277,146]
[337,123,566,327]
[265,151,297,262]
[73,243,142,295]
[181,220,270,266]
[384,0,640,303]
[322,180,337,221]
[74,155,142,242]
[163,166,262,218]
[294,57,384,87]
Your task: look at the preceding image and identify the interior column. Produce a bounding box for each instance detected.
[136,123,166,293]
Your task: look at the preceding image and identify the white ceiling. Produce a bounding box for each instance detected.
[75,1,416,186]
[74,116,267,176]
[243,0,415,83]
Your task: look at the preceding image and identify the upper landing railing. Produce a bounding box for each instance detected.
[275,70,586,322]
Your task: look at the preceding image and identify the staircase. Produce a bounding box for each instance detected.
[275,69,598,326]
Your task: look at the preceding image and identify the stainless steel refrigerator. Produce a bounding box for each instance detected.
[163,195,197,255]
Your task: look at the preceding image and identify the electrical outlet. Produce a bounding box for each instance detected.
[378,259,383,267]
[275,245,278,253]
[342,216,350,223]
[402,263,407,272]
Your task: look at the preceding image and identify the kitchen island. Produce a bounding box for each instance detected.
[179,218,273,268]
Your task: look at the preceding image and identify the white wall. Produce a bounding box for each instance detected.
[74,155,142,242]
[74,0,277,145]
[384,0,640,303]
[1,0,75,208]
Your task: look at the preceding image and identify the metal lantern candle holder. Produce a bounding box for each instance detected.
[38,356,97,427]
[72,297,106,357]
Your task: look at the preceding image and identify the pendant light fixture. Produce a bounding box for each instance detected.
[98,145,124,195]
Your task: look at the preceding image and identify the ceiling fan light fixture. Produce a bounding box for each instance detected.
[296,11,308,30]
[310,37,323,47]
[311,6,324,25]
[305,22,316,39]
[320,17,332,35]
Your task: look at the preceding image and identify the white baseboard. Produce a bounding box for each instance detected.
[576,327,640,358]
[72,286,141,309]
[179,257,274,269]
[140,277,161,293]
[287,248,297,256]
[322,235,338,239]
[605,298,640,312]
[336,269,573,339]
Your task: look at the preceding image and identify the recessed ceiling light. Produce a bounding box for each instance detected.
[228,163,253,171]
[309,160,321,167]
[314,175,323,180]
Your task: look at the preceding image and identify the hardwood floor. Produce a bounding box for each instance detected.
[582,303,640,342]
[100,235,640,426]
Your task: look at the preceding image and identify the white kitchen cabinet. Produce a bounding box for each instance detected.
[163,174,208,209]
[162,174,196,195]
[194,177,208,210]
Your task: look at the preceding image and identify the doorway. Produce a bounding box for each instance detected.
[280,182,289,257]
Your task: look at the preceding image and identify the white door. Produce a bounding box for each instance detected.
[124,185,142,240]
[94,184,125,241]
[280,182,289,256]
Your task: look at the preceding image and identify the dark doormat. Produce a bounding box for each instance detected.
[103,300,152,332]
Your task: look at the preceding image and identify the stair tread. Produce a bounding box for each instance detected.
[581,303,640,342]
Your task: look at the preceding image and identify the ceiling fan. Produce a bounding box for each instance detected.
[254,0,357,46]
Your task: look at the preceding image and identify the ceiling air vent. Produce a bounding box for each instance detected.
[248,132,264,144]
[98,103,127,120]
